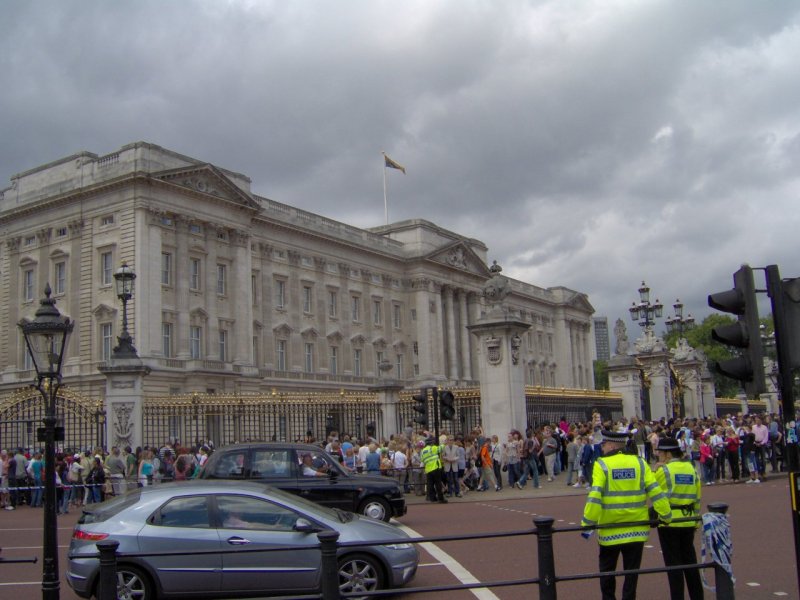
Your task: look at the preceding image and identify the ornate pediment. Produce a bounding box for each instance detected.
[154,164,260,211]
[92,303,117,320]
[273,322,293,337]
[424,242,491,276]
[326,330,343,343]
[564,292,595,313]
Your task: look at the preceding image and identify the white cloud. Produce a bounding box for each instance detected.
[1,0,799,329]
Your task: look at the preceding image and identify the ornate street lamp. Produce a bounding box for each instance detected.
[665,299,695,336]
[628,281,663,330]
[112,262,138,358]
[18,284,74,600]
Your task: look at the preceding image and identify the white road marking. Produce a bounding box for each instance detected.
[396,522,501,600]
[418,562,443,567]
[0,582,40,587]
[746,582,761,587]
[773,592,788,596]
[0,545,68,549]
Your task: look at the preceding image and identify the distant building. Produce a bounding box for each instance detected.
[594,316,610,362]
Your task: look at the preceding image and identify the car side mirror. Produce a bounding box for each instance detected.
[293,518,322,534]
[328,469,339,480]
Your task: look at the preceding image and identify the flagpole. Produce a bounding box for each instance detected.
[382,152,389,225]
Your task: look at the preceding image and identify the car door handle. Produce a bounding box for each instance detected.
[226,536,251,545]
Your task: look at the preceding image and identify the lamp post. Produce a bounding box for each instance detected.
[664,299,695,337]
[628,281,664,330]
[112,262,137,358]
[18,284,74,600]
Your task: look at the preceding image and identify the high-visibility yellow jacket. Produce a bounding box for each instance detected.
[420,445,442,473]
[654,459,701,528]
[582,450,671,546]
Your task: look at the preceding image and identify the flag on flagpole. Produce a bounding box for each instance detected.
[383,153,406,174]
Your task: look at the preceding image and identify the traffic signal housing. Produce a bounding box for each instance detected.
[439,390,456,420]
[707,265,766,397]
[412,388,429,427]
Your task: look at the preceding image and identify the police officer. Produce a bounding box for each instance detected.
[653,437,703,600]
[582,430,672,600]
[420,436,447,503]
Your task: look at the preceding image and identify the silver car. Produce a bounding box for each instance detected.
[67,481,418,599]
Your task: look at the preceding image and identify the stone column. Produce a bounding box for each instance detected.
[231,230,253,366]
[459,290,472,381]
[607,355,643,418]
[99,360,151,450]
[468,316,531,436]
[444,286,459,380]
[175,217,191,359]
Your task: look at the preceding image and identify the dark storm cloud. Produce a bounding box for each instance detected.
[2,0,800,330]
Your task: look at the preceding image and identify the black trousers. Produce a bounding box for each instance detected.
[426,468,445,502]
[657,527,704,600]
[599,541,644,600]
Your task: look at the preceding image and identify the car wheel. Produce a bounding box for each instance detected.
[115,565,154,600]
[338,553,384,600]
[358,496,391,521]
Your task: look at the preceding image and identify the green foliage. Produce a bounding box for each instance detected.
[593,359,609,390]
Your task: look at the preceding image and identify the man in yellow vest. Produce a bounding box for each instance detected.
[653,437,703,600]
[582,429,671,600]
[420,436,447,504]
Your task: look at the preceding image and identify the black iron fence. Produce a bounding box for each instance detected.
[87,504,733,600]
[0,387,105,452]
[141,392,384,448]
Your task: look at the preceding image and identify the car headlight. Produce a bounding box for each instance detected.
[385,543,413,550]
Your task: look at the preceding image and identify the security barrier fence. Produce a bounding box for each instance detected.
[88,504,733,600]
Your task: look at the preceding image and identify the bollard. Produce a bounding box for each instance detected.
[317,529,341,600]
[707,503,735,600]
[96,539,120,600]
[534,516,557,600]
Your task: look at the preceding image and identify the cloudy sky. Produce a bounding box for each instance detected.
[2,1,799,344]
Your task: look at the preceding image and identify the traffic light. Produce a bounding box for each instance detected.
[768,269,800,372]
[707,264,766,397]
[412,388,429,427]
[439,389,456,420]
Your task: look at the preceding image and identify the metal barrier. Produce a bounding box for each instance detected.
[88,504,733,600]
[0,547,37,566]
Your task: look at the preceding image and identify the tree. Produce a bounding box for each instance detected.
[593,359,609,390]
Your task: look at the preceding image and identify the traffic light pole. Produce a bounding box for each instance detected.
[765,264,800,594]
[431,387,440,444]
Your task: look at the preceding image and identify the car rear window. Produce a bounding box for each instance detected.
[78,490,143,524]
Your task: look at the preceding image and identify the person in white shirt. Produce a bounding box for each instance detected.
[392,443,409,492]
[357,443,370,474]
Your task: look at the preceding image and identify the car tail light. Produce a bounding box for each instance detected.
[72,529,109,542]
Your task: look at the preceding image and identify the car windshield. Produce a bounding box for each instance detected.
[78,490,143,524]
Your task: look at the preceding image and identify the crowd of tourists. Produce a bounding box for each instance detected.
[0,441,212,512]
[0,409,793,513]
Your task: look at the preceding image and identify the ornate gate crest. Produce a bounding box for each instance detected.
[485,335,503,365]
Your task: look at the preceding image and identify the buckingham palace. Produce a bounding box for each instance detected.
[0,142,600,445]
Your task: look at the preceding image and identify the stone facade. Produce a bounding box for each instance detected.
[0,142,595,401]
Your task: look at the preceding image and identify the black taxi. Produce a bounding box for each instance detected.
[199,442,406,521]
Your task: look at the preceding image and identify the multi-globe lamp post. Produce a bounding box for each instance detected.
[664,299,695,338]
[628,281,664,330]
[18,285,74,600]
